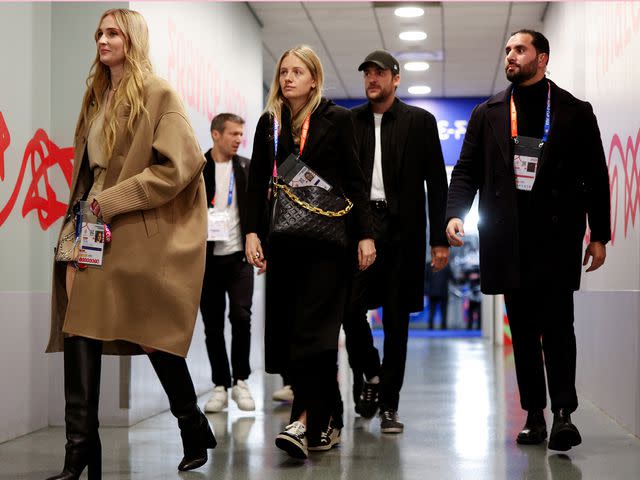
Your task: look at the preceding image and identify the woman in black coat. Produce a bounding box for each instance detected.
[245,45,374,459]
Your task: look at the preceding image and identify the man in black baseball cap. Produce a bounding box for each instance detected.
[358,50,400,75]
[343,50,449,434]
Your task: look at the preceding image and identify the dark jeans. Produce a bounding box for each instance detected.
[428,294,449,329]
[343,207,410,411]
[504,289,578,413]
[467,300,481,330]
[289,350,343,442]
[200,250,254,388]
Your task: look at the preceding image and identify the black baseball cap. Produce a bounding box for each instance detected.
[358,50,400,74]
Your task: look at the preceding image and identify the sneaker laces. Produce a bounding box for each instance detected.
[286,421,306,438]
[361,383,377,403]
[381,409,397,422]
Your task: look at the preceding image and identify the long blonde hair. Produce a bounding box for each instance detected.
[264,45,324,142]
[74,9,153,159]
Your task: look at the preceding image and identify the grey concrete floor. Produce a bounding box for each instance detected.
[2,337,640,479]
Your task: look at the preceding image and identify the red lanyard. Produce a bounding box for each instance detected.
[298,114,310,155]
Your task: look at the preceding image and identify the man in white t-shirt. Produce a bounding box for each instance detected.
[200,114,256,413]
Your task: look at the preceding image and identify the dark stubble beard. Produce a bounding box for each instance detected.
[505,56,538,84]
[366,85,392,104]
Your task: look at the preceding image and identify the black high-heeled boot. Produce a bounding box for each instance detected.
[148,350,217,471]
[47,336,103,480]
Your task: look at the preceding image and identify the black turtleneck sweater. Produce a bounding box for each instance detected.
[512,76,549,140]
[511,77,550,282]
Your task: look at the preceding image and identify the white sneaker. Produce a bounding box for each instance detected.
[272,384,294,402]
[275,421,308,459]
[231,380,256,411]
[204,386,228,413]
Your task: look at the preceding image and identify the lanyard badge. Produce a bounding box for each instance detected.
[208,164,235,242]
[76,200,105,267]
[272,113,310,178]
[510,82,551,191]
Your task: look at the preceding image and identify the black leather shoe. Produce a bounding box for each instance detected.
[548,408,582,451]
[357,381,380,419]
[516,410,547,445]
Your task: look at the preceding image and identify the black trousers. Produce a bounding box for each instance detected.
[343,207,410,411]
[289,350,343,442]
[503,289,578,413]
[200,250,254,388]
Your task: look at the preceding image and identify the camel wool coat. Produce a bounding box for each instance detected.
[46,75,207,357]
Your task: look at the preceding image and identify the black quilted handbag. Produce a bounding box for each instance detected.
[269,179,353,247]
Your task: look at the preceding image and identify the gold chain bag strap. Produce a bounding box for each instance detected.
[54,214,80,262]
[269,178,353,247]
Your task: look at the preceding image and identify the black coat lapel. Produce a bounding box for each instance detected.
[232,155,247,195]
[390,101,410,181]
[487,88,511,170]
[300,114,332,165]
[352,106,375,193]
[537,82,567,174]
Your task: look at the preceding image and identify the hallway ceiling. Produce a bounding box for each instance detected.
[248,1,548,99]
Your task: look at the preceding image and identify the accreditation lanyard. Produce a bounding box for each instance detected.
[272,113,310,178]
[510,81,551,147]
[211,167,235,209]
[510,82,551,192]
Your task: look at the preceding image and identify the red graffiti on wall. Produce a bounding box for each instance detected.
[608,128,640,245]
[0,111,74,230]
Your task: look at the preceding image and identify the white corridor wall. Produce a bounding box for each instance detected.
[544,1,640,436]
[0,1,262,441]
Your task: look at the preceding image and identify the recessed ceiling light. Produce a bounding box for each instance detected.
[404,61,430,72]
[399,31,427,42]
[394,7,424,18]
[408,85,432,95]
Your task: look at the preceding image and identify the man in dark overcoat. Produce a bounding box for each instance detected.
[446,30,610,451]
[343,50,450,433]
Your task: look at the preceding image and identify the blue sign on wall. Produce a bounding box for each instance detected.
[333,97,486,166]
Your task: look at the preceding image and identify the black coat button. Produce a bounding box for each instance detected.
[552,215,559,224]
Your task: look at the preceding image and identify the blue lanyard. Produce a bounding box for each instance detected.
[273,117,279,157]
[272,117,279,178]
[542,82,551,144]
[211,166,234,208]
[510,81,551,147]
[226,171,235,206]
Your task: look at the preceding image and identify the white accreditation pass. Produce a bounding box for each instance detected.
[207,166,234,241]
[513,135,543,192]
[207,210,231,241]
[76,200,105,267]
[513,149,539,191]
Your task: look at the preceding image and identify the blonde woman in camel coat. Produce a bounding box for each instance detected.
[46,9,215,480]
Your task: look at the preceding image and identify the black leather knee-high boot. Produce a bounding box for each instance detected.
[147,351,217,471]
[47,336,103,480]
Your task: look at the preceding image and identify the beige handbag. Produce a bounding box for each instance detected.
[54,216,79,262]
